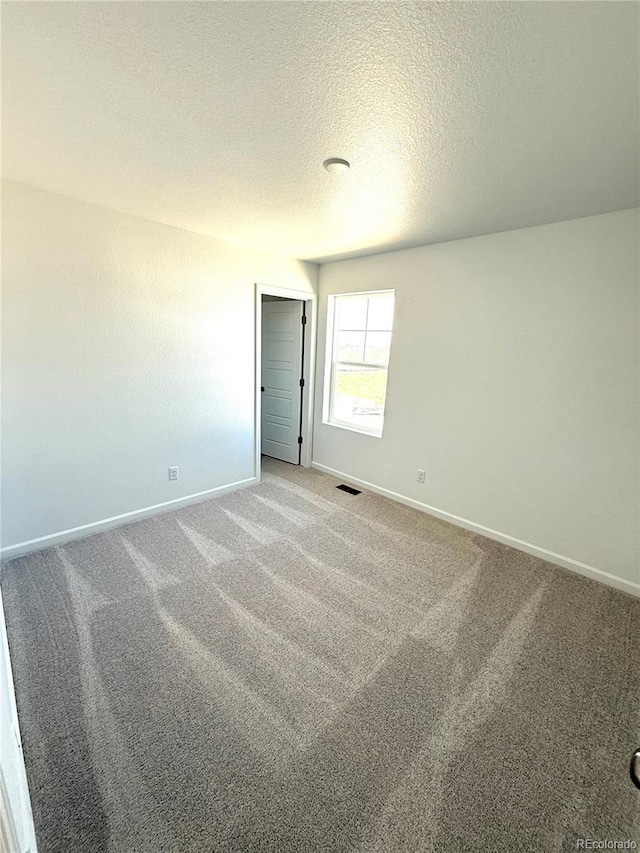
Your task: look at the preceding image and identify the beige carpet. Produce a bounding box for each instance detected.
[2,458,640,852]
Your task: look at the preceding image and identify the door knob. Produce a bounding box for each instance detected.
[631,748,640,790]
[261,386,265,392]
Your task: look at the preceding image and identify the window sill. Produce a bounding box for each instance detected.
[321,419,383,439]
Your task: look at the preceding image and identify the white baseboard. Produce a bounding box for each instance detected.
[0,477,257,561]
[311,462,640,599]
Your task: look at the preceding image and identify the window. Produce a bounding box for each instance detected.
[323,290,395,437]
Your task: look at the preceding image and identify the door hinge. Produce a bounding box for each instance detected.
[299,378,305,388]
[297,436,303,445]
[301,315,307,325]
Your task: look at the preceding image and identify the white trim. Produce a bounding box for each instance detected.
[320,419,383,439]
[255,284,317,480]
[321,292,336,426]
[0,768,22,853]
[0,586,39,852]
[0,477,256,560]
[311,462,640,599]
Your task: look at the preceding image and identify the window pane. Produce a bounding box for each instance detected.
[336,296,368,331]
[325,291,395,437]
[335,331,365,363]
[364,331,391,366]
[366,294,394,331]
[331,363,388,433]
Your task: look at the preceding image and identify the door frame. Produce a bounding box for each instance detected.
[254,283,317,480]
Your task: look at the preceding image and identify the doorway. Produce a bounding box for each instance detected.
[261,296,305,464]
[255,284,316,478]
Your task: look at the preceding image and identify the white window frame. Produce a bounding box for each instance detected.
[322,289,395,438]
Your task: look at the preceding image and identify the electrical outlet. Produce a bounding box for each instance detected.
[417,469,425,483]
[168,466,179,481]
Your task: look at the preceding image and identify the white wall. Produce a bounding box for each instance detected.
[1,181,317,550]
[313,210,640,593]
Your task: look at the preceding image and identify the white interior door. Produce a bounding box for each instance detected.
[261,299,304,464]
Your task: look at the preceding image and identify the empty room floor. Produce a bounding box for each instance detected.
[3,458,639,852]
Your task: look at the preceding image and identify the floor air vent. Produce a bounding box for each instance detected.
[336,484,361,495]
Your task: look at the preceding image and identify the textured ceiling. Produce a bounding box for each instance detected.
[2,2,639,262]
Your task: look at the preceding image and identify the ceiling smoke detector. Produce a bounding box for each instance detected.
[323,157,350,173]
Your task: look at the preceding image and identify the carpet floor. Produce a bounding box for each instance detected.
[2,458,640,852]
